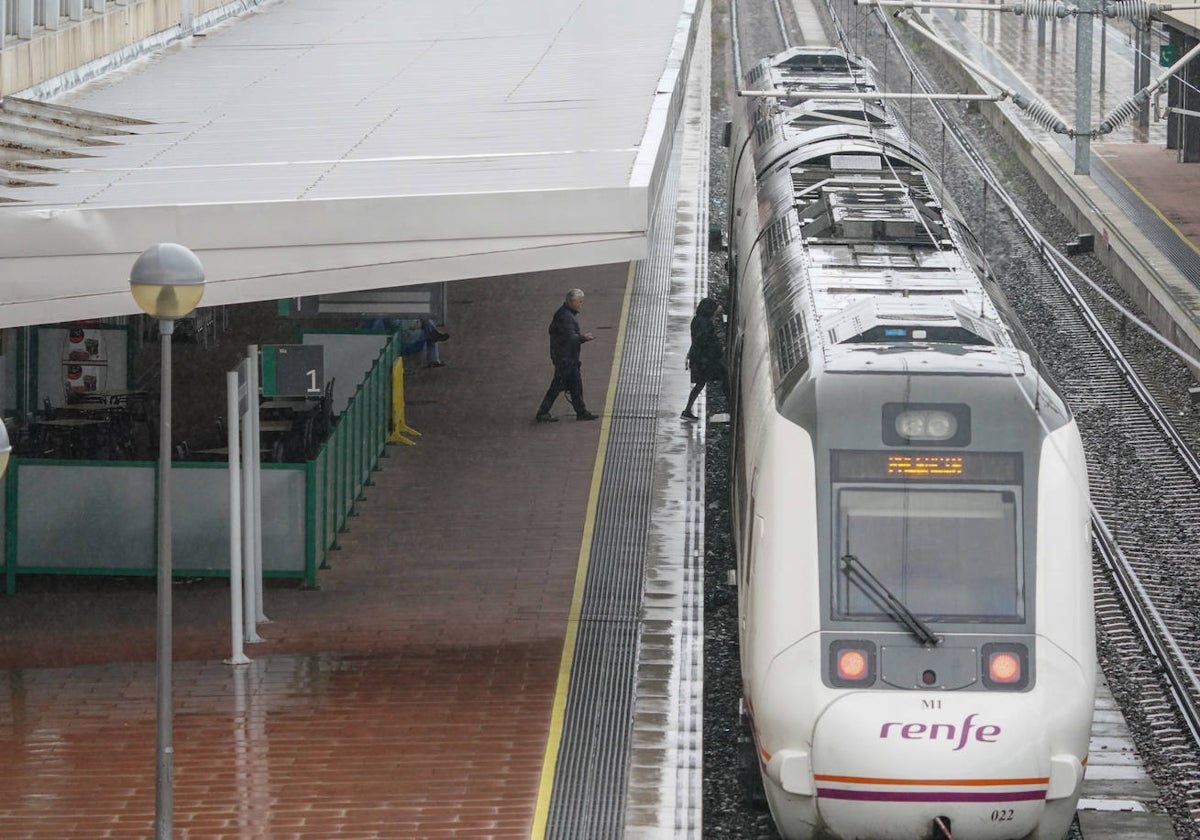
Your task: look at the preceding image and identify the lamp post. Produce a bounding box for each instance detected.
[129,243,206,840]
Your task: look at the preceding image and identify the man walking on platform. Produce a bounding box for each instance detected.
[535,288,599,422]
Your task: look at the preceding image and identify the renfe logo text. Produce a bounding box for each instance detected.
[879,713,1000,751]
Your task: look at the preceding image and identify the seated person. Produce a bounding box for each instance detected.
[398,318,450,367]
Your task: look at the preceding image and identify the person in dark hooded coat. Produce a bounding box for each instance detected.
[682,297,727,421]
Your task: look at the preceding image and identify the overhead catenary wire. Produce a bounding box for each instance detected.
[861,0,1071,15]
[891,8,1071,134]
[871,0,1200,137]
[738,89,999,100]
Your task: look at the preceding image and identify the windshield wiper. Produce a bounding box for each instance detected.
[841,554,941,646]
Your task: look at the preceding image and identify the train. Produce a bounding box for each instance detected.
[725,47,1095,840]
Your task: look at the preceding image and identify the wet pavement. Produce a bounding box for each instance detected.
[0,265,628,839]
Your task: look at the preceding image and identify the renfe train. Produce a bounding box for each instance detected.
[726,47,1095,840]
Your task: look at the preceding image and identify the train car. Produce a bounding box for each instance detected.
[726,47,1095,840]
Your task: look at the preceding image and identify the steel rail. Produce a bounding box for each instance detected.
[1093,517,1200,749]
[772,0,793,48]
[730,0,744,94]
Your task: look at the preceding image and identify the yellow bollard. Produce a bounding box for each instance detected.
[387,357,421,445]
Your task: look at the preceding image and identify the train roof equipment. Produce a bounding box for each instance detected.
[741,48,1026,380]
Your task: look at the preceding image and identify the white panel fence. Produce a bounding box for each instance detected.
[2,0,134,42]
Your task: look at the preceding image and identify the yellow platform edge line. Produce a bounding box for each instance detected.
[530,261,637,839]
[1099,153,1200,260]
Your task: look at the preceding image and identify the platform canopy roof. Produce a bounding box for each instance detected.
[0,0,700,328]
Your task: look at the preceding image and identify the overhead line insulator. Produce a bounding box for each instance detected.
[1096,92,1150,135]
[1104,0,1159,18]
[1011,95,1071,134]
[1013,0,1072,18]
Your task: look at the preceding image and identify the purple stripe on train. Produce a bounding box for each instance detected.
[817,789,1047,803]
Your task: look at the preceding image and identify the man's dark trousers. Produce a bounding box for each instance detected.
[538,361,587,416]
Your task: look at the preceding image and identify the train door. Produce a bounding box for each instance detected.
[738,469,762,655]
[729,336,747,544]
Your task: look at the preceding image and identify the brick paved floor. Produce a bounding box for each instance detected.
[0,264,629,839]
[1095,143,1200,252]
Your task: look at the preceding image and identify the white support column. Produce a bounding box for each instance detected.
[68,0,82,22]
[41,0,59,30]
[241,357,264,645]
[247,345,269,628]
[93,0,106,15]
[16,0,34,40]
[181,0,193,33]
[0,4,7,52]
[226,370,250,665]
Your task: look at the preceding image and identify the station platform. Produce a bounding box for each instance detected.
[0,12,712,840]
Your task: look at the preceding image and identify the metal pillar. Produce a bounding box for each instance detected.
[155,319,175,840]
[1074,0,1095,174]
[1138,23,1152,128]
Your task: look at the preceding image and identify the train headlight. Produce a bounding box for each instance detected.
[982,643,1029,690]
[895,409,957,441]
[830,640,876,687]
[883,403,971,447]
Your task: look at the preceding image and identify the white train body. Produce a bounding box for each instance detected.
[727,49,1095,840]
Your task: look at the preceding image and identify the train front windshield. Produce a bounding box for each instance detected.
[834,488,1023,622]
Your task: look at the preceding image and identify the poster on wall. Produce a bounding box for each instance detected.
[36,325,129,409]
[62,325,108,398]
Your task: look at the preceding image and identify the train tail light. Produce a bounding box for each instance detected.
[982,643,1029,690]
[989,653,1020,683]
[830,640,876,687]
[839,649,868,680]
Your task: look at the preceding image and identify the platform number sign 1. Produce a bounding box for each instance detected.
[260,345,324,397]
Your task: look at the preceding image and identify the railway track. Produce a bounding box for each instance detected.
[726,0,1200,834]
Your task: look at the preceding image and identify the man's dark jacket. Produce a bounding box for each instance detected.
[549,303,586,368]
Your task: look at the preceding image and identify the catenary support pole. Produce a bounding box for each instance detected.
[1075,0,1095,174]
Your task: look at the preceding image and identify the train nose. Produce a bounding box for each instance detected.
[809,693,1055,839]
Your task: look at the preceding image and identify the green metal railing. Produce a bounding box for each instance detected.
[307,333,398,584]
[1,332,401,594]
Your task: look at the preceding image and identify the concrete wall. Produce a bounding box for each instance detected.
[1,0,267,98]
[2,1,181,97]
